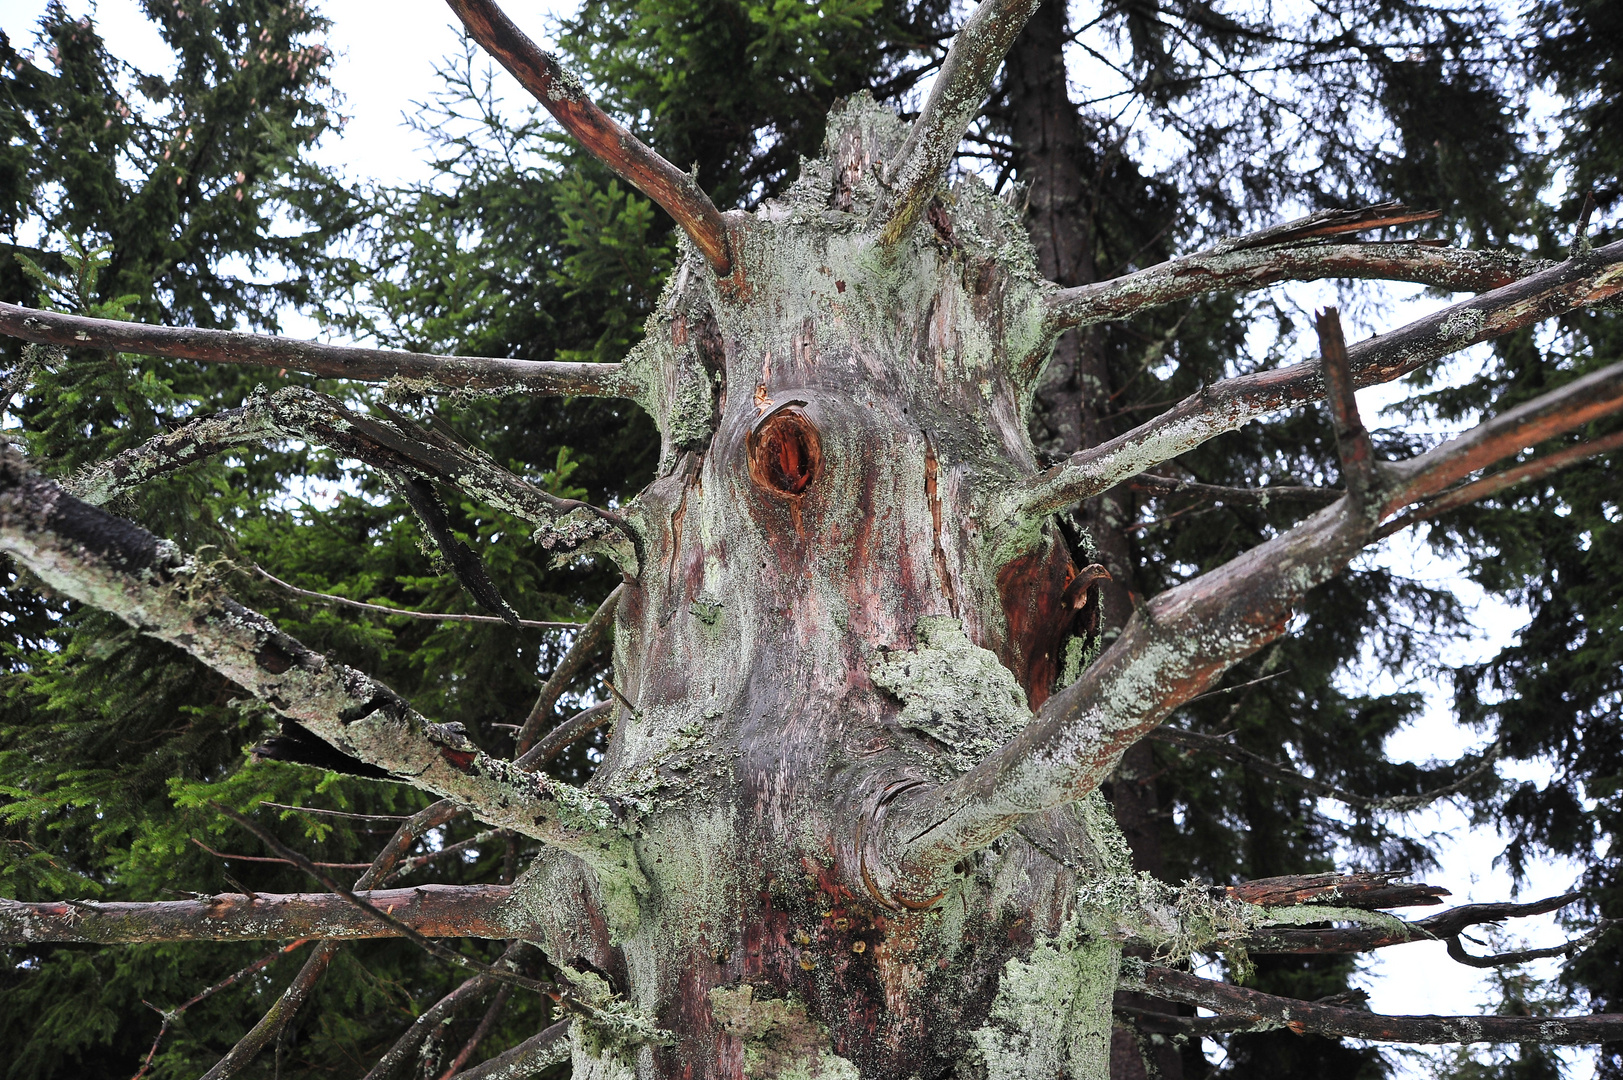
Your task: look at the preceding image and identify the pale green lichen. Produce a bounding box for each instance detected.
[870,615,1032,775]
[709,985,860,1080]
[965,929,1119,1080]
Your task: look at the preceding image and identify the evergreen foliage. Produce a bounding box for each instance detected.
[0,0,1618,1077]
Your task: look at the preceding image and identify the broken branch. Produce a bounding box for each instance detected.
[0,452,645,888]
[0,884,520,944]
[444,0,732,276]
[870,0,1042,245]
[1122,964,1623,1044]
[0,301,633,397]
[1013,237,1623,519]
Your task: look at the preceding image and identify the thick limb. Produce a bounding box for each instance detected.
[1013,237,1623,520]
[874,353,1623,903]
[0,452,645,894]
[0,302,633,397]
[444,0,732,276]
[0,885,520,944]
[1043,237,1550,338]
[1122,965,1623,1044]
[870,0,1042,245]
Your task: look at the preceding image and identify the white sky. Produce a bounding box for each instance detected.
[0,3,1602,1076]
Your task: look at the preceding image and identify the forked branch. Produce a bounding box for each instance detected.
[1014,237,1623,520]
[1122,965,1623,1044]
[445,0,733,276]
[876,360,1623,904]
[870,0,1042,245]
[0,302,634,398]
[0,451,645,891]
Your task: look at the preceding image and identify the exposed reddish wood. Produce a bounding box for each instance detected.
[748,406,822,496]
[1227,872,1449,909]
[0,301,630,396]
[443,0,733,276]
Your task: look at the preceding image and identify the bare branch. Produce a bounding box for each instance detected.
[0,884,519,944]
[437,983,514,1079]
[1128,474,1340,507]
[191,836,373,870]
[514,584,623,757]
[869,0,1042,245]
[1383,359,1623,511]
[0,301,633,397]
[1148,726,1503,812]
[1446,920,1616,968]
[455,1018,572,1080]
[69,386,633,564]
[0,453,646,892]
[876,360,1623,902]
[256,565,584,630]
[1377,427,1623,539]
[131,938,313,1080]
[1043,239,1549,336]
[198,799,462,1080]
[1122,964,1623,1044]
[1243,892,1589,955]
[1013,237,1623,520]
[361,951,523,1080]
[1316,308,1376,505]
[1227,872,1449,909]
[444,0,733,276]
[517,702,614,770]
[217,805,551,993]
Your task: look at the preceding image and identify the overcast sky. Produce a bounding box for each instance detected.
[0,3,1599,1075]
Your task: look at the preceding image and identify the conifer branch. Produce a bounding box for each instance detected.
[1011,237,1623,520]
[1241,891,1587,954]
[869,0,1043,245]
[1121,964,1623,1044]
[444,0,734,276]
[0,301,634,397]
[0,453,646,890]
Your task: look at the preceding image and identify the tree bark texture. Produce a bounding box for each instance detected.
[5,81,1623,1078]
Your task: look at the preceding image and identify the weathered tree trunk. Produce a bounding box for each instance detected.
[536,96,1128,1078]
[6,2,1623,1073]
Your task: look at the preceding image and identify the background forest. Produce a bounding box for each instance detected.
[0,0,1618,1078]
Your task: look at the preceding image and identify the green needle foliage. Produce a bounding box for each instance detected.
[0,0,1619,1078]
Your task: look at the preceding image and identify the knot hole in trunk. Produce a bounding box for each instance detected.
[748,403,822,497]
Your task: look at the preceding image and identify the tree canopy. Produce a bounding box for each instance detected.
[0,0,1619,1077]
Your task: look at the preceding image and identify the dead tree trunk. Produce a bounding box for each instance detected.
[4,0,1623,1076]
